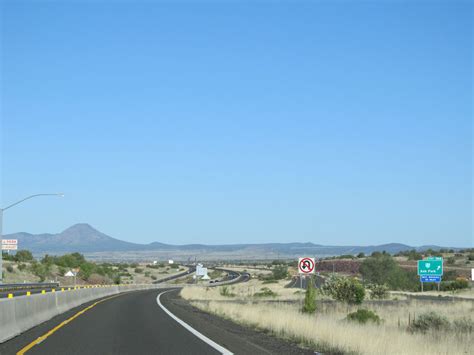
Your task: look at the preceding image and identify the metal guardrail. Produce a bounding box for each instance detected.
[0,282,60,292]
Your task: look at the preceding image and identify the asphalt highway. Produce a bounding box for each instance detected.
[1,289,223,355]
[0,288,312,355]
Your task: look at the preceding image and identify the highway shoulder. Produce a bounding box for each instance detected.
[160,289,314,355]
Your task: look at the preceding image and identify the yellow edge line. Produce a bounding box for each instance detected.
[16,293,123,355]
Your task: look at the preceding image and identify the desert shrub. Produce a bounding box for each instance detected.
[302,281,317,314]
[447,278,469,291]
[409,312,450,333]
[347,309,380,324]
[151,275,157,280]
[15,250,34,262]
[442,270,458,281]
[134,268,143,274]
[322,275,365,305]
[6,265,14,273]
[357,252,365,258]
[468,253,474,261]
[338,254,355,259]
[262,279,278,284]
[1,252,15,261]
[219,286,235,297]
[18,263,27,271]
[88,273,109,284]
[254,287,277,298]
[452,318,474,334]
[30,261,51,281]
[367,283,389,299]
[447,257,456,265]
[272,265,288,280]
[170,264,179,269]
[144,271,151,277]
[360,254,418,290]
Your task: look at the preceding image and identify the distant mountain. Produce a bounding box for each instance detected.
[3,223,466,258]
[7,223,143,253]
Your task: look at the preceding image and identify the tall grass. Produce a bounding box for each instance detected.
[191,300,472,354]
[181,285,473,354]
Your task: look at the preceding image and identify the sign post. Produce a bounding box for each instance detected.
[1,239,18,257]
[298,257,315,289]
[418,257,443,292]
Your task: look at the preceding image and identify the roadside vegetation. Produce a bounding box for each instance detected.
[1,250,185,285]
[182,252,473,354]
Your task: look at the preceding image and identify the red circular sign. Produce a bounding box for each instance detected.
[299,258,315,274]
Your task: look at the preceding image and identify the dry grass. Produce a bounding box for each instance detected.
[2,261,42,283]
[181,278,311,301]
[181,281,473,354]
[391,289,474,300]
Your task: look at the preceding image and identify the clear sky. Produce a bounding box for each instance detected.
[1,0,472,247]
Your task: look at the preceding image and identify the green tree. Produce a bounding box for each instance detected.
[272,265,288,280]
[15,250,34,262]
[360,254,418,290]
[302,278,317,314]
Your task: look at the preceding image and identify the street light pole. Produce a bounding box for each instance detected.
[0,193,64,284]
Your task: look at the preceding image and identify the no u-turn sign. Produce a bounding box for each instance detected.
[298,257,315,274]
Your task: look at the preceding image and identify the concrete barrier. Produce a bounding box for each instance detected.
[0,284,166,343]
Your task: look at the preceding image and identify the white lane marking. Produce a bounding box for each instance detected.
[156,290,233,355]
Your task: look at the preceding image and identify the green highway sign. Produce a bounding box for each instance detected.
[418,259,443,276]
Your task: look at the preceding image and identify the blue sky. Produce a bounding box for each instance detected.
[1,1,472,247]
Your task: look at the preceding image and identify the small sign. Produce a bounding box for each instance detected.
[418,259,443,276]
[471,269,474,281]
[2,244,18,250]
[298,257,315,274]
[420,275,441,283]
[1,239,18,245]
[196,264,208,276]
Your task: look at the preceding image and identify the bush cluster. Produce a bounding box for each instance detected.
[219,286,235,297]
[322,275,365,305]
[367,283,389,299]
[347,309,380,324]
[360,254,418,291]
[254,287,277,298]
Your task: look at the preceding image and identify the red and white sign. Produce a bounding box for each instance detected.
[2,244,18,250]
[1,239,18,245]
[298,257,315,274]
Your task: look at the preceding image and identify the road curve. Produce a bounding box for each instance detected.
[1,289,222,355]
[0,288,312,355]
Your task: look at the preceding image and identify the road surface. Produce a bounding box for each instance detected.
[0,288,311,355]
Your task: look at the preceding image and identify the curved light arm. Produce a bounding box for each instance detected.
[2,193,64,211]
